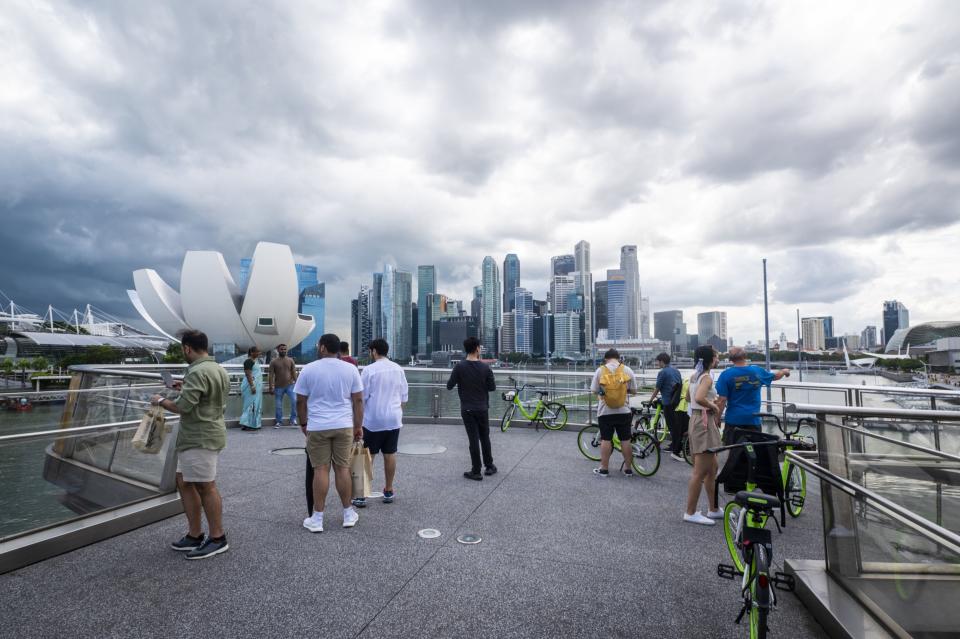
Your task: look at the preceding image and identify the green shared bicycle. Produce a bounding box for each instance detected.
[576,418,661,476]
[710,430,815,638]
[500,376,568,432]
[634,400,692,465]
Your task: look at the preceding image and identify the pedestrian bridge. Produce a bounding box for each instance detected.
[1,365,958,638]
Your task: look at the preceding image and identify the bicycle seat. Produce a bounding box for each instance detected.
[537,390,548,397]
[734,490,780,511]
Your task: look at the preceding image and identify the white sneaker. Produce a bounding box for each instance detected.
[670,453,684,462]
[342,507,359,528]
[303,512,324,533]
[707,509,724,519]
[683,512,716,526]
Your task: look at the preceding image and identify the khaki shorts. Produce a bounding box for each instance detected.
[306,428,353,467]
[176,447,219,483]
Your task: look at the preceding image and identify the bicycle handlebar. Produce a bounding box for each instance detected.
[706,438,815,455]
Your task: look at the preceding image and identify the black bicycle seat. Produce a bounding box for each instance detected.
[734,490,781,511]
[537,390,548,397]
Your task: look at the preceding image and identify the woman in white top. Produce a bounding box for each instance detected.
[684,345,723,525]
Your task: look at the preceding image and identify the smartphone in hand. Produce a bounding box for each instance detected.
[161,371,174,389]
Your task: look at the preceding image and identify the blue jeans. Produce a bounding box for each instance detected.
[274,385,297,424]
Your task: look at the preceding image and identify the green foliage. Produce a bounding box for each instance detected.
[163,343,186,364]
[1,358,13,375]
[59,346,124,368]
[30,356,50,372]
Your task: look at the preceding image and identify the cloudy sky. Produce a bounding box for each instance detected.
[1,1,958,345]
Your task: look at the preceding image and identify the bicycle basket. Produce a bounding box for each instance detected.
[501,391,516,402]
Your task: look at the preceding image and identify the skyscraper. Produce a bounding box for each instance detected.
[514,287,534,355]
[882,301,909,346]
[371,272,383,339]
[640,296,650,339]
[574,240,593,352]
[808,316,834,339]
[549,275,575,314]
[801,317,827,351]
[697,311,728,352]
[380,265,413,361]
[297,283,325,358]
[619,245,640,338]
[605,270,628,341]
[352,285,372,357]
[551,254,575,276]
[502,254,520,312]
[471,285,482,321]
[480,257,501,355]
[416,265,436,357]
[594,281,608,336]
[654,310,687,355]
[861,325,878,350]
[500,312,516,355]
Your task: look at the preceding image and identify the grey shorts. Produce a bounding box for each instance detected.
[176,448,220,483]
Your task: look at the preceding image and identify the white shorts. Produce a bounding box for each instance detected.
[176,448,220,483]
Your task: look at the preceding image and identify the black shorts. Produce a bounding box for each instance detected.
[598,414,632,441]
[363,427,400,455]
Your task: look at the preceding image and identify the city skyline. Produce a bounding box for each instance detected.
[1,3,957,348]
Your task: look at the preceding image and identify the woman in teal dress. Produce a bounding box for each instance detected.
[240,346,263,431]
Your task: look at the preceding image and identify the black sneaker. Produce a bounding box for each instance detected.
[170,533,205,552]
[484,465,498,476]
[463,470,483,481]
[185,535,229,560]
[351,497,367,508]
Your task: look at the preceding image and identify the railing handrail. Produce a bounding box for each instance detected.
[786,451,960,556]
[0,416,179,444]
[791,403,960,421]
[798,414,960,463]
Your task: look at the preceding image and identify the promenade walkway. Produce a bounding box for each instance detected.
[2,423,828,639]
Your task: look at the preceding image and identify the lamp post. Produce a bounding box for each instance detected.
[763,259,772,403]
[796,309,803,382]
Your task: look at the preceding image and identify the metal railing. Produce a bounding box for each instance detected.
[784,404,960,637]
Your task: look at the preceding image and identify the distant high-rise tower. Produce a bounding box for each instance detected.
[861,325,878,350]
[370,272,383,339]
[381,266,413,360]
[640,296,650,339]
[654,310,687,355]
[574,240,593,352]
[594,281,608,336]
[549,275,575,314]
[417,266,436,356]
[882,301,909,346]
[606,269,628,341]
[697,311,728,352]
[619,246,640,338]
[514,287,534,355]
[481,257,501,355]
[801,317,827,351]
[503,254,520,312]
[471,285,482,321]
[351,285,372,357]
[551,254,575,276]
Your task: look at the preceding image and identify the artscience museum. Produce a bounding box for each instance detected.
[128,242,316,354]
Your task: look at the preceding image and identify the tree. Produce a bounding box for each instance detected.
[164,343,185,364]
[1,358,13,377]
[31,356,50,373]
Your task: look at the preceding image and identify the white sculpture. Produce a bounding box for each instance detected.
[127,242,315,352]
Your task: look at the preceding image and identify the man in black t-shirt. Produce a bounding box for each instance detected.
[446,337,497,480]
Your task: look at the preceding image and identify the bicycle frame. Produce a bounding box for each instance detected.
[509,383,547,421]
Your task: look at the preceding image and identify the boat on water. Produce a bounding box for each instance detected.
[2,397,33,411]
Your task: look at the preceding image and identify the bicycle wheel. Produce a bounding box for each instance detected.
[682,434,693,466]
[577,425,602,461]
[629,431,661,477]
[751,547,771,639]
[541,402,568,430]
[723,501,747,572]
[500,404,516,432]
[652,411,668,442]
[785,463,807,518]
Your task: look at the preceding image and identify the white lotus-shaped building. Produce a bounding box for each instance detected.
[128,242,315,352]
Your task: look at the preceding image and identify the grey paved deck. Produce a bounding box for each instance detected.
[2,423,828,639]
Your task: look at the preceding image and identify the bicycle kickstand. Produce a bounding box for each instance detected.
[734,600,750,625]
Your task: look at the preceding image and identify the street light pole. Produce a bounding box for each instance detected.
[763,259,771,403]
[796,308,803,383]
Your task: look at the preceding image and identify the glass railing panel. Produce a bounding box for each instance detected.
[0,422,177,542]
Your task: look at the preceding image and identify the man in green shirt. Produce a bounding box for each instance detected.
[151,329,230,560]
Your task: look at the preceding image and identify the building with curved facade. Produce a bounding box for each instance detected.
[883,321,960,354]
[128,242,315,353]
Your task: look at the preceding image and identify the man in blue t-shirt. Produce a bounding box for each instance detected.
[649,352,684,461]
[716,347,791,445]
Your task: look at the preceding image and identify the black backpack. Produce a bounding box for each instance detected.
[668,379,683,407]
[715,428,786,523]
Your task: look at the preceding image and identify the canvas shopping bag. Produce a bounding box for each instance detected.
[133,405,167,454]
[350,441,372,499]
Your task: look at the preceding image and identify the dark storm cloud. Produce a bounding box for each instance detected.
[910,60,960,167]
[771,248,879,304]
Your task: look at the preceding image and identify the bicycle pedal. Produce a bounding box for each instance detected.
[773,572,796,592]
[717,564,741,579]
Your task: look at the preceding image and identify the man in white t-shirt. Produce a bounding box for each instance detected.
[295,334,363,532]
[352,338,408,509]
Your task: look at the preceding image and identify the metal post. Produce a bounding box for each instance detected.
[763,258,771,404]
[796,309,803,382]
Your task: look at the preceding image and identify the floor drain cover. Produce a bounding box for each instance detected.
[457,533,482,545]
[270,447,306,456]
[397,443,447,455]
[418,528,441,539]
